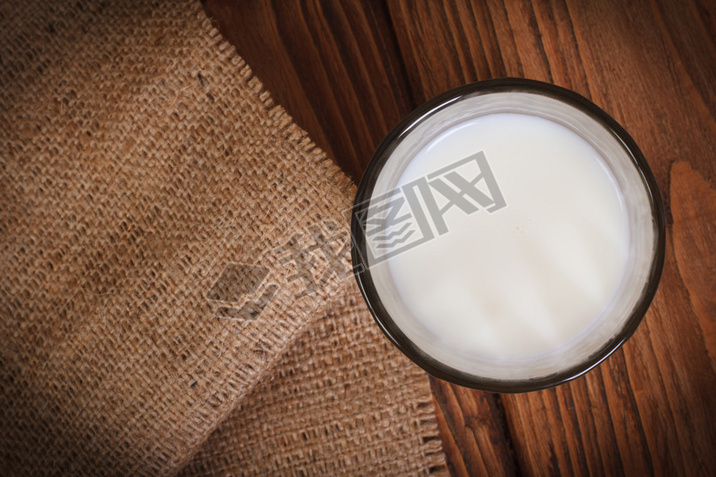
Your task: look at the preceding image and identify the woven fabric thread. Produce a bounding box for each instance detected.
[183,280,447,476]
[0,0,446,475]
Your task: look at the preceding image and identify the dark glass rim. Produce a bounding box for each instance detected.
[350,78,666,393]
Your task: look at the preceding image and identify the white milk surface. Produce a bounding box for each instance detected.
[386,113,630,359]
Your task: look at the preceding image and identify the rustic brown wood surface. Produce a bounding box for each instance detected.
[203,0,716,475]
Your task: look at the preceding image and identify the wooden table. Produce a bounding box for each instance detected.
[203,1,715,474]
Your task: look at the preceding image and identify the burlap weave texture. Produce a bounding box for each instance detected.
[0,0,446,475]
[183,281,446,476]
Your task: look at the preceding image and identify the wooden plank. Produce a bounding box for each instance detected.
[387,0,716,474]
[670,162,716,371]
[203,0,414,181]
[430,380,519,476]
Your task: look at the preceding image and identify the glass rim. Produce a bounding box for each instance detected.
[350,78,666,393]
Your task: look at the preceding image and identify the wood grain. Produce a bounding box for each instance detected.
[430,379,518,476]
[203,0,413,181]
[671,162,716,371]
[203,0,716,475]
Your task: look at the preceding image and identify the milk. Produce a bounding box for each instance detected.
[384,112,630,359]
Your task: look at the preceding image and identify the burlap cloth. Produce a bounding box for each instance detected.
[0,0,446,475]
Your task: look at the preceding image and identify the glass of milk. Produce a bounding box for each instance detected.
[351,78,665,392]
